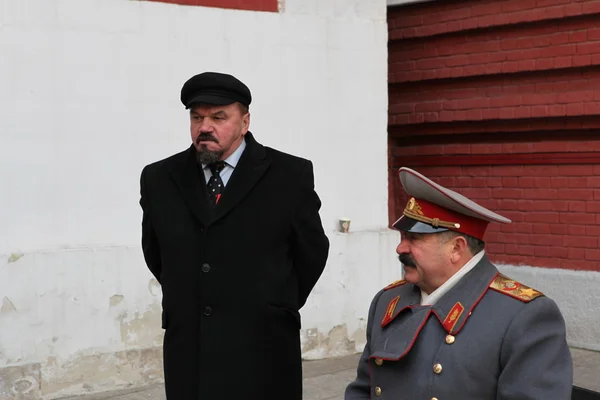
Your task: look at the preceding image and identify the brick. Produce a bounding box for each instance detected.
[547,246,568,258]
[525,212,560,223]
[502,177,519,187]
[570,30,589,43]
[498,107,515,118]
[518,177,535,188]
[564,236,598,248]
[564,3,583,16]
[469,167,491,176]
[563,259,598,271]
[585,249,600,261]
[531,256,562,268]
[424,112,440,122]
[565,177,587,188]
[586,202,600,213]
[566,103,584,116]
[585,176,600,188]
[523,189,558,199]
[559,165,595,176]
[517,245,536,255]
[414,102,443,112]
[547,104,566,116]
[535,58,555,69]
[577,42,600,55]
[531,105,550,117]
[543,5,566,19]
[490,166,526,177]
[582,1,600,14]
[532,223,551,234]
[568,224,587,235]
[568,200,588,212]
[586,225,600,236]
[471,2,504,17]
[505,243,519,255]
[549,224,567,235]
[560,212,592,224]
[568,247,585,259]
[487,243,506,254]
[516,223,534,234]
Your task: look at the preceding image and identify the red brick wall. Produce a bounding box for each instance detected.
[388,0,600,272]
[146,0,278,12]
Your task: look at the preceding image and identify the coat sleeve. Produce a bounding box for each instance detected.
[497,296,573,400]
[291,160,330,308]
[345,290,384,400]
[140,166,162,283]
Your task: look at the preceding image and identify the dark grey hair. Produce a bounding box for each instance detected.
[438,230,485,255]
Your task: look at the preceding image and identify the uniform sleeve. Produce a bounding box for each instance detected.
[140,166,162,283]
[345,290,384,399]
[291,160,330,308]
[497,296,573,400]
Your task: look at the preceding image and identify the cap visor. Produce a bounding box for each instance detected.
[186,94,235,108]
[393,216,450,234]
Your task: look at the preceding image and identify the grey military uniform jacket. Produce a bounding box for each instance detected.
[345,257,573,400]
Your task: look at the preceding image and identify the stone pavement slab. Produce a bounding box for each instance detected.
[60,348,600,400]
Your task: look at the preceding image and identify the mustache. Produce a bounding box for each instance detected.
[398,253,417,268]
[196,133,218,144]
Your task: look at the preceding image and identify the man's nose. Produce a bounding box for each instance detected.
[199,118,214,132]
[396,239,409,254]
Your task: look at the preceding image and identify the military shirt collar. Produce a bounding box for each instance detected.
[421,250,486,306]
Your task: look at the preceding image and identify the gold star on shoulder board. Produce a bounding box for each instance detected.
[519,287,539,299]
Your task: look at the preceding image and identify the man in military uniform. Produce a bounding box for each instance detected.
[345,167,573,400]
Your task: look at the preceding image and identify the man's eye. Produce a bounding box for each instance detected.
[214,116,224,121]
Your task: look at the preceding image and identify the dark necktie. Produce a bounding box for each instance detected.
[207,161,226,205]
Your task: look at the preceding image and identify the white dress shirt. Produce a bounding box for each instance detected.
[420,250,486,306]
[201,137,246,186]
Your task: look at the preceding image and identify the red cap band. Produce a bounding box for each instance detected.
[404,197,489,240]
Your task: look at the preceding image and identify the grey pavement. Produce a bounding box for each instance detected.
[61,347,600,400]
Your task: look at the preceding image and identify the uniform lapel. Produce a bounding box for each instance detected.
[212,132,271,223]
[168,145,212,227]
[432,256,499,334]
[373,285,431,359]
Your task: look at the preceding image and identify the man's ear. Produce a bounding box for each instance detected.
[450,235,469,263]
[241,112,250,134]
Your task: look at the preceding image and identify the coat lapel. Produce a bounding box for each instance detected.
[212,132,270,223]
[168,146,212,227]
[432,256,499,334]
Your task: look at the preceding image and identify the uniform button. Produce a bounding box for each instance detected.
[374,358,383,366]
[201,263,211,273]
[374,386,382,396]
[203,306,212,316]
[445,334,455,344]
[431,398,439,400]
[433,363,443,374]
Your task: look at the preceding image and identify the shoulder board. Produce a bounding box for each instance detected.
[384,279,407,291]
[489,274,544,302]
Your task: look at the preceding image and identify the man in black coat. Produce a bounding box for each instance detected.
[139,72,330,399]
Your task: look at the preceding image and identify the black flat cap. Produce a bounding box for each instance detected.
[180,72,252,109]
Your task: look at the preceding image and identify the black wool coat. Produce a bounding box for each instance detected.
[139,132,330,400]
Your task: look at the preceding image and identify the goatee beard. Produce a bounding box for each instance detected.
[196,148,223,164]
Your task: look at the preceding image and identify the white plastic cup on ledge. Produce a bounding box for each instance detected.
[338,217,351,233]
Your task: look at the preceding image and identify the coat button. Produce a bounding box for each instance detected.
[374,358,383,366]
[445,334,455,344]
[431,398,439,400]
[201,263,211,273]
[433,363,443,374]
[374,386,382,396]
[203,306,212,316]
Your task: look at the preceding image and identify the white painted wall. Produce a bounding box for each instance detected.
[0,0,392,397]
